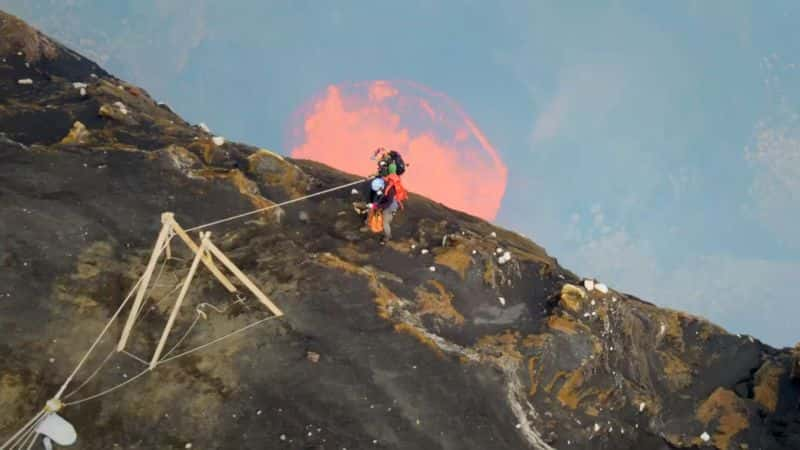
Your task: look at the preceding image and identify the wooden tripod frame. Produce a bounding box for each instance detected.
[116,212,283,369]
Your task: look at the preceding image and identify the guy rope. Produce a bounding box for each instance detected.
[1,177,366,449]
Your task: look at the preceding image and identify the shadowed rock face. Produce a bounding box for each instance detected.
[1,10,799,450]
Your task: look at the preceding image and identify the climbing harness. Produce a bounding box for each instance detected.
[1,177,366,449]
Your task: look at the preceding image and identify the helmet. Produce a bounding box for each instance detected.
[371,177,385,192]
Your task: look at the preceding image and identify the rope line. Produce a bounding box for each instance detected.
[64,370,150,407]
[159,315,281,364]
[185,178,366,232]
[63,350,115,400]
[4,177,362,444]
[162,314,201,360]
[0,410,44,450]
[121,350,149,366]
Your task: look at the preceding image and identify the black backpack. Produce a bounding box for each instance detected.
[389,151,406,175]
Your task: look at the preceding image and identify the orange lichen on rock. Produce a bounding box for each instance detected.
[559,284,586,313]
[394,323,444,357]
[528,356,541,396]
[753,361,785,413]
[659,351,693,390]
[475,330,523,363]
[433,246,473,279]
[547,314,588,335]
[696,388,750,450]
[556,369,588,410]
[415,280,464,325]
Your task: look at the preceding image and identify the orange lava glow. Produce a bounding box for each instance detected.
[289,80,507,220]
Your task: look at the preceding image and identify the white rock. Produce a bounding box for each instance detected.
[280,434,286,441]
[700,431,710,442]
[429,266,436,272]
[198,122,211,133]
[17,78,33,85]
[594,423,601,432]
[490,231,497,237]
[257,410,262,416]
[471,249,477,255]
[639,402,646,412]
[498,251,512,265]
[72,82,87,89]
[90,73,98,78]
[590,300,596,306]
[584,279,595,291]
[350,188,359,195]
[596,283,608,294]
[515,423,521,429]
[79,87,86,97]
[212,136,225,146]
[421,249,429,255]
[498,297,506,306]
[185,444,192,449]
[411,244,416,249]
[496,247,503,254]
[17,51,23,56]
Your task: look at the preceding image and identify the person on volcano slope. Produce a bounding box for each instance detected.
[368,162,408,243]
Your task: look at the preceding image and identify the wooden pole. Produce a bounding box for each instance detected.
[205,240,283,317]
[117,214,172,352]
[149,232,210,369]
[167,217,237,293]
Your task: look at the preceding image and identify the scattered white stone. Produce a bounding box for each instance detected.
[421,249,429,255]
[612,296,618,303]
[498,297,506,306]
[72,82,87,89]
[515,423,521,429]
[280,434,286,441]
[198,122,211,133]
[594,423,601,432]
[700,431,710,442]
[257,410,262,416]
[490,231,497,238]
[113,101,128,115]
[639,402,646,412]
[471,249,477,255]
[496,247,503,254]
[17,51,23,56]
[185,444,192,449]
[596,283,608,294]
[590,300,596,306]
[411,244,416,249]
[79,87,86,97]
[49,358,55,363]
[212,136,225,146]
[25,62,29,68]
[428,266,436,272]
[350,188,359,195]
[584,279,595,291]
[498,251,512,265]
[373,440,378,444]
[17,78,33,85]
[90,73,98,78]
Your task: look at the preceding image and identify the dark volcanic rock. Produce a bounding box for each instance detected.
[2,10,800,450]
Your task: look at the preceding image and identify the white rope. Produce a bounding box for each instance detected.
[121,350,149,366]
[161,314,201,360]
[60,315,281,407]
[185,178,366,232]
[158,315,281,364]
[52,274,144,400]
[64,370,150,407]
[0,410,44,450]
[63,350,115,400]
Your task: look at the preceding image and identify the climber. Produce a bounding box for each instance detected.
[371,147,407,177]
[369,162,408,243]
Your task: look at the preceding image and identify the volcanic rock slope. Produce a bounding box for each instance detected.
[2,11,800,450]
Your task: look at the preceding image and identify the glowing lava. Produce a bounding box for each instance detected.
[288,80,507,220]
